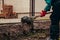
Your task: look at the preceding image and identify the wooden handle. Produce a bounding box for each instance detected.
[47,12,52,14]
[33,11,52,19]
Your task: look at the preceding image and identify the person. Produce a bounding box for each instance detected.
[40,0,60,40]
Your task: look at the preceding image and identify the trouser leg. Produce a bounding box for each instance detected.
[50,25,59,40]
[50,12,59,40]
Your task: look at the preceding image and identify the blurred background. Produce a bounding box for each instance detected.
[0,0,51,23]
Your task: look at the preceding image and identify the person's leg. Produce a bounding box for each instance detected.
[50,12,59,40]
[50,25,59,40]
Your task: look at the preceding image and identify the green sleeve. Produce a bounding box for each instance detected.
[44,0,51,12]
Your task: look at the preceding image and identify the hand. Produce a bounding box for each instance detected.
[40,10,47,17]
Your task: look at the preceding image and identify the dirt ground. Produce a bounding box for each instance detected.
[0,20,60,40]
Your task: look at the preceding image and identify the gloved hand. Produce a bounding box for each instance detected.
[40,10,47,17]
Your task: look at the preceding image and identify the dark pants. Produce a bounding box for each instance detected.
[50,4,60,40]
